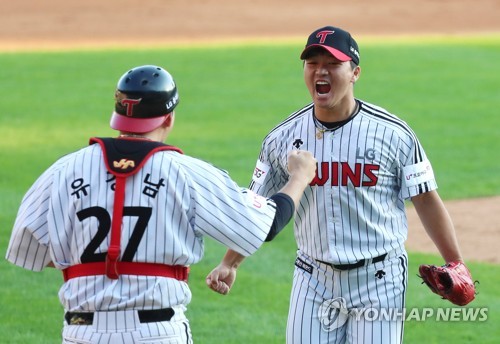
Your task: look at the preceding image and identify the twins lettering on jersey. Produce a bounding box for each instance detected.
[311,162,379,187]
[295,136,380,187]
[253,146,381,188]
[312,146,380,187]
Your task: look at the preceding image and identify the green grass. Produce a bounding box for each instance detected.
[0,236,497,343]
[1,37,499,343]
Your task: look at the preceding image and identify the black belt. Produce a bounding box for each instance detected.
[65,308,175,325]
[317,253,387,271]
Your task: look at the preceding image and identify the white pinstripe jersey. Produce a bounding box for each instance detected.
[250,100,437,264]
[6,140,276,311]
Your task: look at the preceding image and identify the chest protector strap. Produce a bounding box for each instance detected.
[62,137,189,282]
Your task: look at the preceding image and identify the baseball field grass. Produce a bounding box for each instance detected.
[0,37,499,343]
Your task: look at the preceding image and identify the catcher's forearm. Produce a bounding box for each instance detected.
[220,249,246,269]
[412,191,463,263]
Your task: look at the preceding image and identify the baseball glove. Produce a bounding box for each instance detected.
[418,261,476,306]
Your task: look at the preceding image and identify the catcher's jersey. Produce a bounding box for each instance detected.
[250,100,437,264]
[6,140,275,311]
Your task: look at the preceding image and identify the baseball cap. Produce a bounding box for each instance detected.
[300,26,360,65]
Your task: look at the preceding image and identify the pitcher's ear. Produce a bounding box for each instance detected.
[351,65,361,83]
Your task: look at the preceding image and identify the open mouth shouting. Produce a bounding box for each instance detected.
[316,80,331,95]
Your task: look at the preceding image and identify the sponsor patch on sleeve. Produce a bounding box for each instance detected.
[403,159,435,187]
[243,189,269,212]
[252,160,270,185]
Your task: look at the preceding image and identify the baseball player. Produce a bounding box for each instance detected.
[207,26,474,343]
[5,65,317,344]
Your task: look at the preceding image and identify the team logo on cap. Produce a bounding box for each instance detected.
[120,98,142,117]
[316,30,334,43]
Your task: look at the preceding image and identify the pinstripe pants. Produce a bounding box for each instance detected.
[286,248,408,344]
[62,307,192,344]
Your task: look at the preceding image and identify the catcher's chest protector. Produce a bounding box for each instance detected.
[61,137,188,282]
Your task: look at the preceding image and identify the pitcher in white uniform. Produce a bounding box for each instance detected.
[207,26,470,344]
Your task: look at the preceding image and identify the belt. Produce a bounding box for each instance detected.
[317,253,387,271]
[62,262,189,282]
[65,308,175,325]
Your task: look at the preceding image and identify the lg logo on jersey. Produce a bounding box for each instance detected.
[356,147,376,160]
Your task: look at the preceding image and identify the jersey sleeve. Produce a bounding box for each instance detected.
[6,168,55,271]
[399,134,438,199]
[180,157,277,257]
[249,137,287,197]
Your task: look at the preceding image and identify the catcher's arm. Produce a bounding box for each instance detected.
[206,249,244,295]
[207,150,316,295]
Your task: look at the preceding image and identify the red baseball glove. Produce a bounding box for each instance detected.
[418,261,477,306]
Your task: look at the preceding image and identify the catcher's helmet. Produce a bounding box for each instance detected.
[110,65,179,133]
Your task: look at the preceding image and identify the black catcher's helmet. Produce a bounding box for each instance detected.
[110,65,179,133]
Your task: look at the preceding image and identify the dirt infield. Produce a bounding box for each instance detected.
[2,0,500,50]
[1,0,499,263]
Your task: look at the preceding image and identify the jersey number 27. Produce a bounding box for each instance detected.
[77,206,152,263]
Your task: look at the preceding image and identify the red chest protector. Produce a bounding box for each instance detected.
[62,137,189,282]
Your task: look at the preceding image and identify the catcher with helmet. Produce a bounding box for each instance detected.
[6,65,317,343]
